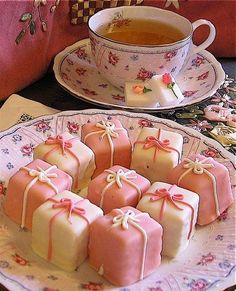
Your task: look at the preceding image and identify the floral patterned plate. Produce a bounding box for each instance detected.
[0,109,235,291]
[53,39,225,112]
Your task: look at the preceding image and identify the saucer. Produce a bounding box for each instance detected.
[53,39,225,112]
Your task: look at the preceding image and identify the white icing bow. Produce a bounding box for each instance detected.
[182,158,214,174]
[112,209,143,230]
[106,168,137,187]
[20,165,59,228]
[178,157,220,216]
[99,169,141,208]
[26,166,58,183]
[83,120,125,167]
[112,209,149,280]
[96,121,119,139]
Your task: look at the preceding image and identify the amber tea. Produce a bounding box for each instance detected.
[97,19,185,45]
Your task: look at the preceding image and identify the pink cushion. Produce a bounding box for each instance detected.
[0,0,86,100]
[0,0,234,100]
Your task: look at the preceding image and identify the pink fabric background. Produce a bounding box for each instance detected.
[0,0,235,100]
[0,0,86,100]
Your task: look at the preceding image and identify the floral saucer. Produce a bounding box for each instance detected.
[53,39,225,112]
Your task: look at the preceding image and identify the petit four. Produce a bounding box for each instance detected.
[149,73,184,106]
[81,119,132,177]
[32,190,103,271]
[125,81,159,107]
[168,154,234,225]
[87,165,150,214]
[89,206,163,286]
[131,127,183,182]
[34,132,95,192]
[4,159,72,230]
[137,182,199,257]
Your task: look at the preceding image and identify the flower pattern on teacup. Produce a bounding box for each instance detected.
[108,52,119,66]
[164,50,177,61]
[136,67,154,81]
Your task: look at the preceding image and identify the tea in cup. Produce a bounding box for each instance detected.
[88,6,216,89]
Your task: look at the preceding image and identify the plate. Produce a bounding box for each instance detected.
[53,39,225,112]
[0,109,235,291]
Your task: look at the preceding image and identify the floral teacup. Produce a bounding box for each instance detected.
[88,6,216,90]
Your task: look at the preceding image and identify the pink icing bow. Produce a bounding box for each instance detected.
[44,135,80,190]
[52,198,86,224]
[47,197,89,261]
[135,129,180,162]
[145,186,194,239]
[45,135,72,155]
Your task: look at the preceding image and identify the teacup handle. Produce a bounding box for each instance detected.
[190,19,216,56]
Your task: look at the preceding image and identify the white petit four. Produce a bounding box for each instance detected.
[149,73,184,106]
[131,127,183,183]
[125,81,159,107]
[137,182,199,257]
[32,190,103,271]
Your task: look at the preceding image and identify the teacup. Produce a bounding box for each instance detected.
[88,6,216,90]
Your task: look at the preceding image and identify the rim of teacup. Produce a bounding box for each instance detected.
[88,6,193,48]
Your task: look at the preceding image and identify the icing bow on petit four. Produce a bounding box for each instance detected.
[47,197,90,261]
[45,135,73,155]
[145,185,194,239]
[26,166,58,184]
[182,157,214,174]
[50,198,87,224]
[112,209,149,280]
[43,135,81,190]
[178,158,220,217]
[84,121,125,167]
[112,209,148,230]
[94,121,120,140]
[135,129,180,162]
[20,165,59,229]
[99,169,141,208]
[106,169,138,188]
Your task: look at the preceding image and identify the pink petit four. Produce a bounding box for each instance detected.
[87,165,150,214]
[137,182,199,257]
[4,159,72,230]
[168,154,234,225]
[34,132,95,192]
[89,206,163,286]
[81,119,132,177]
[32,190,103,271]
[131,127,183,182]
